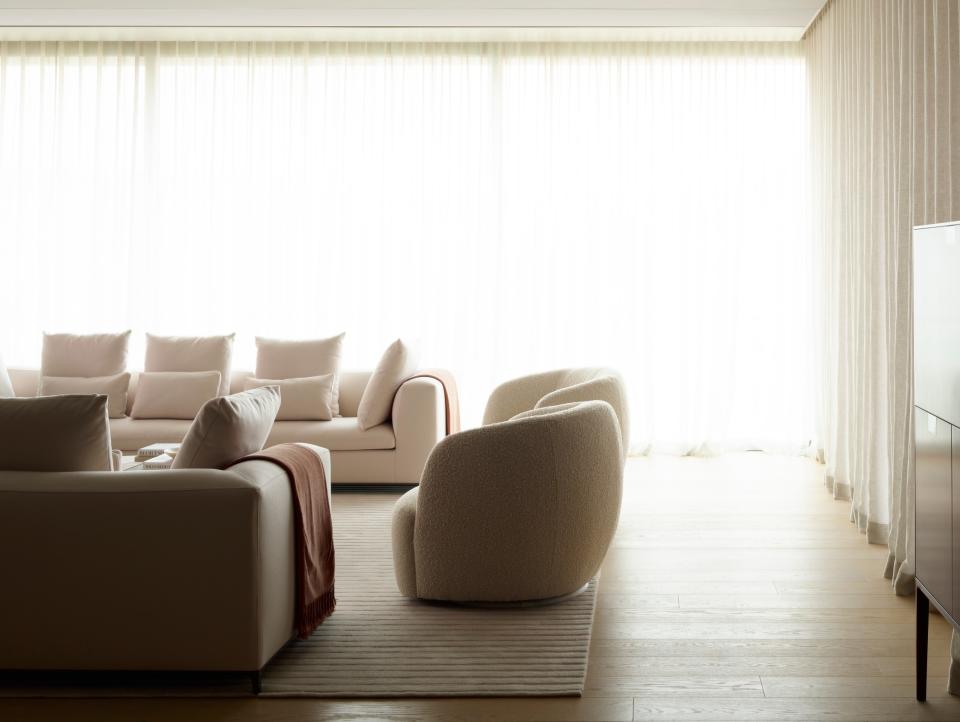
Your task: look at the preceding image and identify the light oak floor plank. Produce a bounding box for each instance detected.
[4,453,960,721]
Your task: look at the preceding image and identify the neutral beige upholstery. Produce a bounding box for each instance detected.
[245,374,335,421]
[0,444,331,673]
[267,417,395,450]
[357,338,419,430]
[483,367,630,459]
[0,395,114,472]
[392,400,623,602]
[130,370,222,420]
[41,330,130,378]
[10,367,445,484]
[39,372,131,418]
[145,333,235,396]
[255,334,345,416]
[173,386,281,469]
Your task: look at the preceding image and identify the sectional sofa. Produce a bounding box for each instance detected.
[9,368,446,485]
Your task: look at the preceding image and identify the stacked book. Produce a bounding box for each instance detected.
[135,443,181,470]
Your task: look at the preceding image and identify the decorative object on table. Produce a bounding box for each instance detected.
[135,442,181,462]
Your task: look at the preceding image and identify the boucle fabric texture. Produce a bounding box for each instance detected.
[483,367,630,459]
[392,400,622,602]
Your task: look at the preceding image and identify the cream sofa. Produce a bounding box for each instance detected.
[9,368,446,485]
[0,444,330,689]
[392,400,623,603]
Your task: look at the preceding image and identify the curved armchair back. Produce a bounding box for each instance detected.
[411,400,622,602]
[482,368,629,459]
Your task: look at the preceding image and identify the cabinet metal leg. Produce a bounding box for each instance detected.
[250,669,262,695]
[917,585,929,702]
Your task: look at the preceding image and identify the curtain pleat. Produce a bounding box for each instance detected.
[804,0,960,694]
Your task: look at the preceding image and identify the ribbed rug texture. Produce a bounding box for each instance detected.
[0,493,597,698]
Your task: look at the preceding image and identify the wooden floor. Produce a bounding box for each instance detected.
[5,453,960,721]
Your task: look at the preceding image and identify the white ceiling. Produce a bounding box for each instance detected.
[0,1,827,41]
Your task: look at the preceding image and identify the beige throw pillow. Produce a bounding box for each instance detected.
[40,373,131,419]
[41,331,131,377]
[357,339,419,430]
[0,353,13,398]
[0,395,113,471]
[255,333,344,415]
[130,371,222,420]
[172,386,281,469]
[144,333,235,396]
[243,374,335,421]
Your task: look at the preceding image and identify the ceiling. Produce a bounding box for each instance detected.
[0,1,827,41]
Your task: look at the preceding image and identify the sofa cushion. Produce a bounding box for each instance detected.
[0,353,13,398]
[173,386,281,469]
[244,374,335,421]
[109,417,195,452]
[130,371,222,420]
[255,334,345,416]
[41,331,131,378]
[267,417,395,450]
[145,333,235,396]
[357,339,419,431]
[0,395,113,471]
[39,373,131,419]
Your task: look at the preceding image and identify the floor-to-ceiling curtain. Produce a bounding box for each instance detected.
[0,39,812,452]
[804,0,960,693]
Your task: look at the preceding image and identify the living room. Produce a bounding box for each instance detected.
[1,1,959,721]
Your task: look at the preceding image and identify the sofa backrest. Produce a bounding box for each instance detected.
[8,368,374,419]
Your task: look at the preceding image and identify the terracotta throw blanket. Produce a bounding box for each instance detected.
[403,369,461,435]
[229,443,335,638]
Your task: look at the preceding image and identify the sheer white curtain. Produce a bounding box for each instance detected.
[0,40,812,451]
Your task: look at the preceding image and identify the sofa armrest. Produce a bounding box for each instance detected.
[392,377,446,484]
[0,460,299,672]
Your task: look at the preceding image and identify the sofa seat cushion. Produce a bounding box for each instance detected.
[267,418,395,451]
[109,417,195,452]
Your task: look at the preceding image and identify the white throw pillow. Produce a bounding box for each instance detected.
[0,353,13,398]
[244,374,335,421]
[0,395,113,471]
[172,386,281,469]
[41,331,131,378]
[144,333,235,396]
[255,333,345,415]
[130,371,222,420]
[357,339,419,430]
[40,373,132,419]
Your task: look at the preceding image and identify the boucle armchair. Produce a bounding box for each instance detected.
[392,400,623,603]
[482,367,630,460]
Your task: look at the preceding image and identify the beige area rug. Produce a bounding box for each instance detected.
[0,492,598,698]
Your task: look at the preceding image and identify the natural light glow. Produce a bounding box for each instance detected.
[0,41,812,452]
